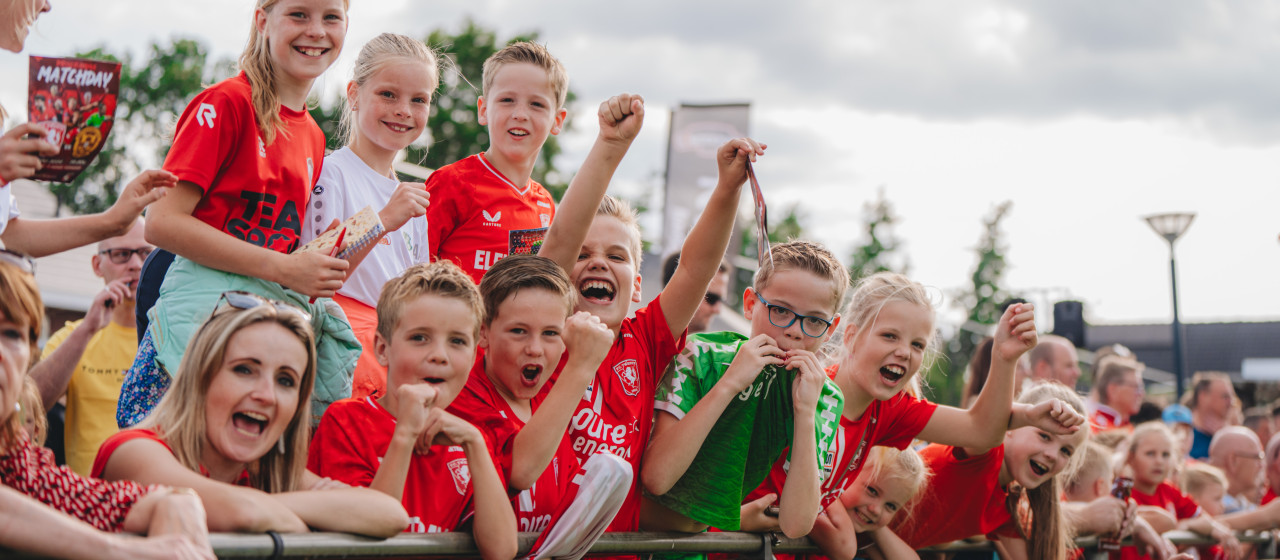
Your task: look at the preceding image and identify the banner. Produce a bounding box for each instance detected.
[28,55,122,183]
[662,103,749,255]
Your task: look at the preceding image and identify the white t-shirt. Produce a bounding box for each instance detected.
[301,147,429,308]
[0,188,21,236]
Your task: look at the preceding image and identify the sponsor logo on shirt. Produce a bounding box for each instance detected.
[540,213,550,228]
[196,103,216,128]
[613,359,640,397]
[227,190,302,251]
[482,209,502,226]
[570,389,634,459]
[536,200,551,209]
[447,458,470,495]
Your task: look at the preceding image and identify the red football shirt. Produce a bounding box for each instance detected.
[567,296,684,533]
[1121,481,1202,560]
[748,367,938,510]
[308,396,501,533]
[1089,404,1129,433]
[449,353,579,533]
[425,153,556,284]
[1263,487,1277,506]
[163,72,325,253]
[891,444,1022,549]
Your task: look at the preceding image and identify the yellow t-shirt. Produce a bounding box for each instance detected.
[42,320,137,476]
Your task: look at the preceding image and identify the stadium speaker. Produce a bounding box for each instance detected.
[1053,301,1086,348]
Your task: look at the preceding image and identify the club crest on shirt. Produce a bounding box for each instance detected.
[447,458,470,495]
[613,359,640,396]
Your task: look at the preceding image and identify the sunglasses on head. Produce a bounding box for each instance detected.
[0,249,35,275]
[214,291,311,323]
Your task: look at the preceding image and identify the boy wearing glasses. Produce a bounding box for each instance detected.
[28,219,152,475]
[643,240,847,537]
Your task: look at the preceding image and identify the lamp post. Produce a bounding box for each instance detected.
[1144,212,1195,399]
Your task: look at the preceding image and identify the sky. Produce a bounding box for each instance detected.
[4,0,1278,330]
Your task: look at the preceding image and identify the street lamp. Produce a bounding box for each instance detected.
[1144,212,1195,399]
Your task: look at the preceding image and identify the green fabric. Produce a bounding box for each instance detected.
[650,331,843,530]
[150,256,360,424]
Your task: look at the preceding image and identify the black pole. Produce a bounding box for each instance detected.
[1169,248,1185,399]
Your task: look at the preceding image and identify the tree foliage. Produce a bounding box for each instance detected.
[404,20,577,199]
[923,200,1016,406]
[848,187,909,282]
[51,39,232,215]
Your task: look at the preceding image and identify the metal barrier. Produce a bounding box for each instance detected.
[6,530,1279,559]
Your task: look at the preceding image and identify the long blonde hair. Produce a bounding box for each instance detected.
[838,272,938,397]
[0,259,42,450]
[139,305,316,493]
[1011,382,1087,560]
[238,0,349,145]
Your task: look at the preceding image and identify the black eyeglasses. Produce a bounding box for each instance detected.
[702,292,723,306]
[214,291,311,323]
[0,249,35,275]
[754,292,833,338]
[97,247,154,264]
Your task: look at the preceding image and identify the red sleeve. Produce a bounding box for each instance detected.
[874,393,939,450]
[307,401,380,488]
[424,165,471,261]
[91,428,170,479]
[1168,484,1202,519]
[162,80,247,192]
[632,293,687,386]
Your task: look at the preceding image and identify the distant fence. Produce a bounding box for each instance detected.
[7,530,1279,559]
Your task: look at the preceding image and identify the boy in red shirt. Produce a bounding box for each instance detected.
[538,90,766,537]
[427,42,568,284]
[308,261,516,560]
[447,253,614,533]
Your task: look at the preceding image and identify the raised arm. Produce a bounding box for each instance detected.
[539,94,644,271]
[145,181,347,298]
[658,137,764,339]
[510,312,613,490]
[3,169,174,257]
[917,303,1036,451]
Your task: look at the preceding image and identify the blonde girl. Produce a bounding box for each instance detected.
[745,272,1084,554]
[1125,422,1240,560]
[120,0,354,427]
[821,446,930,560]
[300,33,435,400]
[892,383,1089,560]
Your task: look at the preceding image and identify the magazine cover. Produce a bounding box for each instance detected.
[28,55,121,183]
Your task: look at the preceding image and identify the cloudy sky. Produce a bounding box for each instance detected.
[4,0,1278,329]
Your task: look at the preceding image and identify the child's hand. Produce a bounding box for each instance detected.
[715,137,766,192]
[307,476,351,491]
[597,93,644,145]
[992,302,1036,363]
[562,311,614,375]
[1024,398,1085,435]
[722,334,783,396]
[391,383,438,441]
[0,123,59,182]
[1210,522,1242,560]
[427,410,484,449]
[785,349,824,414]
[739,492,782,532]
[106,169,177,231]
[276,251,348,298]
[378,182,429,233]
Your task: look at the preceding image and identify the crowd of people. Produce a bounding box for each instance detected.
[0,1,1276,560]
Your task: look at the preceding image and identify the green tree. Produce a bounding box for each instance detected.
[923,201,1017,406]
[731,203,806,310]
[404,20,577,199]
[50,39,232,215]
[848,187,908,282]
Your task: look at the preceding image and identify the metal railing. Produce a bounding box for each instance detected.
[7,530,1279,559]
